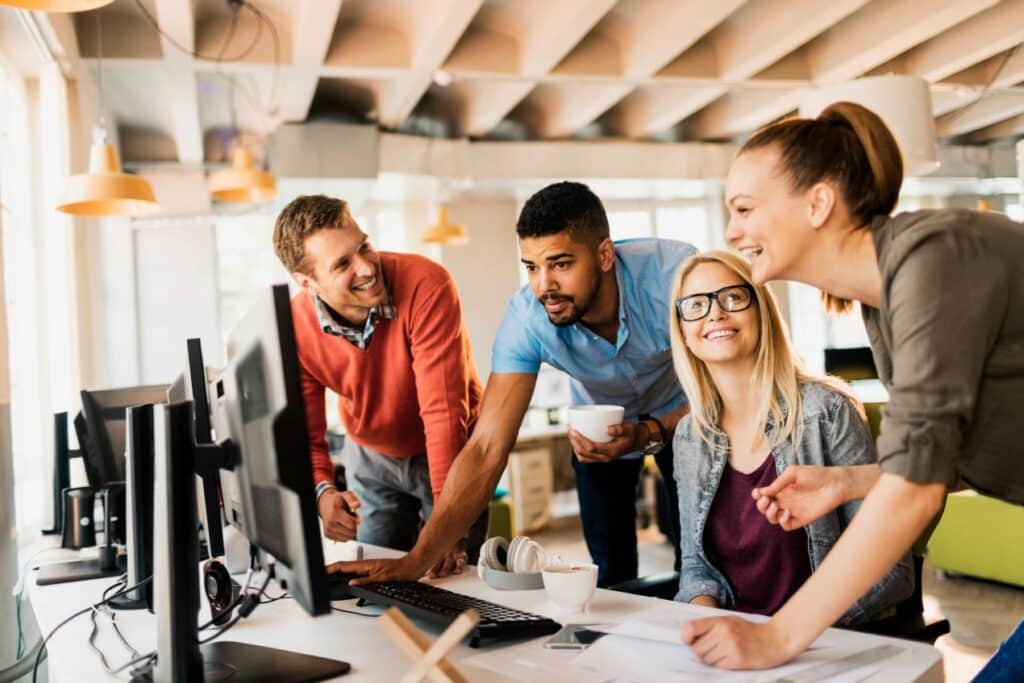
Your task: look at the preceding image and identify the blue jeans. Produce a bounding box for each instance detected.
[341,439,487,560]
[974,619,1024,682]
[571,444,681,587]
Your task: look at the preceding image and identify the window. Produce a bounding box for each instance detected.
[1,59,46,536]
[608,210,652,241]
[606,200,714,251]
[655,207,711,253]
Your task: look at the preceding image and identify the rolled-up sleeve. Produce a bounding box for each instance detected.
[876,233,1006,486]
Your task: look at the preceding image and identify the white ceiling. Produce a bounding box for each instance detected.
[60,0,1024,163]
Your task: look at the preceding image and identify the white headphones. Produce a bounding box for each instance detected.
[477,535,547,582]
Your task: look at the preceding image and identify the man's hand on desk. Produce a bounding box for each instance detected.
[327,537,468,584]
[319,489,361,542]
[329,553,429,585]
[425,538,468,579]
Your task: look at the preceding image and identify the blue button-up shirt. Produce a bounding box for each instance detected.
[492,238,696,458]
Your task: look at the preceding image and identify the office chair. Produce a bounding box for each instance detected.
[853,555,951,644]
[608,571,680,600]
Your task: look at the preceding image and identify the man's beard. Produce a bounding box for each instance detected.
[540,274,600,327]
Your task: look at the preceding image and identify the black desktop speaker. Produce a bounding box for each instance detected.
[59,486,97,549]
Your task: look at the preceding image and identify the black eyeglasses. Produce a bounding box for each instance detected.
[675,284,756,322]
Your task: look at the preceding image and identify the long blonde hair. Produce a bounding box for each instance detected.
[669,250,861,449]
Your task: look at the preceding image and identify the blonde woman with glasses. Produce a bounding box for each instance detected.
[669,251,912,649]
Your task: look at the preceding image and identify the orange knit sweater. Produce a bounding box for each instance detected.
[293,252,483,495]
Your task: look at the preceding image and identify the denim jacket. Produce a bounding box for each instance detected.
[673,381,915,625]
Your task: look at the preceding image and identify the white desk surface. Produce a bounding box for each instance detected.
[28,542,943,683]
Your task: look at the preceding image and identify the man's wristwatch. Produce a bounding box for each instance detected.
[638,413,667,456]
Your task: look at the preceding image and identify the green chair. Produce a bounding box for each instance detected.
[927,491,1024,588]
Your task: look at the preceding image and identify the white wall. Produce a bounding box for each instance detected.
[440,195,522,380]
[134,223,223,384]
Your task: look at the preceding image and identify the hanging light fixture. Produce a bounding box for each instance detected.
[421,205,468,245]
[799,75,939,177]
[57,10,158,216]
[208,144,277,203]
[0,0,113,11]
[57,125,158,216]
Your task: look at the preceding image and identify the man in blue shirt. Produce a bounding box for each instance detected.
[338,182,696,586]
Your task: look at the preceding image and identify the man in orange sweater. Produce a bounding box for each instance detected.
[273,194,485,574]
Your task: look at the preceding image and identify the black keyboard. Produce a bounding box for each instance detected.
[344,580,561,647]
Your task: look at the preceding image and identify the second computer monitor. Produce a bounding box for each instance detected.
[167,337,225,558]
[210,283,330,616]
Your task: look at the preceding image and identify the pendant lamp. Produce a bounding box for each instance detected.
[208,145,278,203]
[0,0,113,10]
[57,126,158,216]
[421,206,468,245]
[57,11,158,217]
[799,75,939,177]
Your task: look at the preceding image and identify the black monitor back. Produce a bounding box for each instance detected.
[168,338,225,558]
[824,346,879,382]
[213,283,329,616]
[124,404,156,610]
[79,384,170,486]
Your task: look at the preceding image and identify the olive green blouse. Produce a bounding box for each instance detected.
[863,209,1024,505]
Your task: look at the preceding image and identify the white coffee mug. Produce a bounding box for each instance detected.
[567,405,625,443]
[542,563,598,615]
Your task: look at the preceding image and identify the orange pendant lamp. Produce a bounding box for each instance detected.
[209,145,278,203]
[421,206,468,245]
[57,126,158,216]
[0,0,114,10]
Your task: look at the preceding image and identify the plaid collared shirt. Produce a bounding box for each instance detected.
[315,293,395,351]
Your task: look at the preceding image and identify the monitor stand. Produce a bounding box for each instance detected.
[146,402,350,682]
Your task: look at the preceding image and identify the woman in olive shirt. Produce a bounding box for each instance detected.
[680,100,1024,672]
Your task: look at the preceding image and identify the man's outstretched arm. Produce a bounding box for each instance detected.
[332,371,538,583]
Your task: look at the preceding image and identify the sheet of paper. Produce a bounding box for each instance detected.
[593,603,844,650]
[461,637,603,683]
[575,632,890,683]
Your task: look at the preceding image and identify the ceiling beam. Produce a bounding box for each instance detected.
[901,0,1024,83]
[805,0,998,85]
[446,0,617,136]
[529,0,747,140]
[686,0,993,140]
[279,0,344,123]
[967,113,1024,143]
[615,0,868,139]
[709,0,870,82]
[937,92,1024,137]
[687,87,801,140]
[525,83,634,138]
[378,0,483,129]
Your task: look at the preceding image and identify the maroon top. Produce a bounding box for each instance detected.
[703,454,812,615]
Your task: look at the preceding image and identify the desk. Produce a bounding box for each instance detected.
[29,543,943,682]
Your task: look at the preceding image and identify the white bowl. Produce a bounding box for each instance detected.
[567,405,625,443]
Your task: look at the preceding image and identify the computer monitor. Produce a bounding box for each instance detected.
[167,338,225,559]
[37,386,167,586]
[150,284,347,681]
[79,384,170,487]
[824,346,879,382]
[109,403,156,611]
